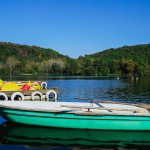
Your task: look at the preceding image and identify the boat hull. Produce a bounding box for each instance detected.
[1,107,150,130]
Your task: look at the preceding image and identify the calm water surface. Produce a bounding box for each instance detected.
[0,76,150,150]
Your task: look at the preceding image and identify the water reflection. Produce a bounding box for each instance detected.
[0,121,150,149]
[0,75,116,81]
[0,75,150,103]
[107,77,150,104]
[47,77,150,104]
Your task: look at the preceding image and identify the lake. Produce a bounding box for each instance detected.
[0,76,150,150]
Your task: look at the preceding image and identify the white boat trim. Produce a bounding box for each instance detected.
[0,101,149,116]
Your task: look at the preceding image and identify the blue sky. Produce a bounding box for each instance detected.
[0,0,150,58]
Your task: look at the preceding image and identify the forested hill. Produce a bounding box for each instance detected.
[0,42,66,62]
[87,44,150,64]
[77,44,150,76]
[0,42,150,76]
[0,42,72,75]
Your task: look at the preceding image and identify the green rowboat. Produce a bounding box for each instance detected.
[0,101,150,130]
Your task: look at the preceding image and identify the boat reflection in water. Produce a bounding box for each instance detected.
[0,121,150,149]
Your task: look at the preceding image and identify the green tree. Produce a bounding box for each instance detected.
[6,56,20,76]
[119,59,138,76]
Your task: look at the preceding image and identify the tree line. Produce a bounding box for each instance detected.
[0,42,150,76]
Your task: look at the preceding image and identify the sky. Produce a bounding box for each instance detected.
[0,0,150,58]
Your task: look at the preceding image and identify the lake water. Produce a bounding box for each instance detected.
[0,76,150,150]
